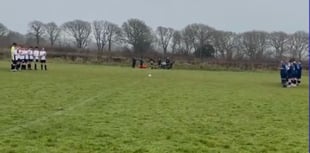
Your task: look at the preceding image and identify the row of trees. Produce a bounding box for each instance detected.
[0,19,308,61]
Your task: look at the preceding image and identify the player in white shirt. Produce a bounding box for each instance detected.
[24,48,29,70]
[27,46,34,70]
[10,43,17,71]
[33,47,40,70]
[16,47,22,71]
[12,46,18,71]
[39,48,47,70]
[21,47,28,70]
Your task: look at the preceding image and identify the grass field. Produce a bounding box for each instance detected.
[0,61,308,153]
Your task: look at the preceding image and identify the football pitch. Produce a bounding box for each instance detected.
[0,61,308,153]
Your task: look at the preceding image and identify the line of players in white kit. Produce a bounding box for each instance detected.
[10,43,47,71]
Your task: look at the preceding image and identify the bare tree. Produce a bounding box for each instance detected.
[181,26,196,54]
[122,18,153,54]
[193,24,215,51]
[93,20,108,52]
[287,31,308,60]
[45,22,61,47]
[0,23,9,37]
[233,34,246,60]
[240,31,269,60]
[182,23,215,59]
[156,26,174,55]
[171,30,183,54]
[269,31,289,59]
[106,22,122,52]
[29,21,45,45]
[213,30,237,60]
[92,20,121,59]
[62,20,92,49]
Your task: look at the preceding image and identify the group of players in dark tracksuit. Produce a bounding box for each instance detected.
[280,59,302,88]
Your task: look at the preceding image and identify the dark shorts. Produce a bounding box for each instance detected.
[287,71,294,78]
[297,73,302,79]
[292,72,298,78]
[280,73,287,79]
[22,59,28,63]
[11,60,17,65]
[35,59,39,62]
[40,60,46,63]
[17,59,22,63]
[29,59,33,62]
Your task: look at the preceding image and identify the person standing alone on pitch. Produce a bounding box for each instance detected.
[10,43,17,71]
[33,47,40,70]
[132,57,137,68]
[157,58,161,68]
[39,48,47,70]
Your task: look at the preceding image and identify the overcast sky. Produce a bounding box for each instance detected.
[0,0,308,34]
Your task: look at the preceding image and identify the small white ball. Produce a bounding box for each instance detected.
[148,74,152,77]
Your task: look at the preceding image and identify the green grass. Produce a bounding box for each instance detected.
[0,61,308,153]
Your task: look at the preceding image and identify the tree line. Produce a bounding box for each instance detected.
[0,19,308,61]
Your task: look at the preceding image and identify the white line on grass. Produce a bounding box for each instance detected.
[2,95,101,134]
[2,79,143,135]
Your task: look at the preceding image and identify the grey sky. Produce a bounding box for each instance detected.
[0,0,308,34]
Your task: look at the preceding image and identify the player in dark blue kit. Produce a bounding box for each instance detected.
[287,60,294,87]
[296,61,302,86]
[280,61,288,87]
[292,60,298,86]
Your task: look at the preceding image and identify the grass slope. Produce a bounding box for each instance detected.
[0,61,308,153]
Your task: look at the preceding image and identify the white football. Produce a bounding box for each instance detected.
[148,74,152,77]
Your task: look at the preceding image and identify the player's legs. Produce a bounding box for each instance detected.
[292,78,297,87]
[11,60,14,70]
[15,59,19,70]
[297,72,301,85]
[281,78,287,87]
[34,59,38,70]
[16,59,21,71]
[22,59,26,70]
[11,60,17,71]
[28,59,32,70]
[44,60,47,70]
[280,73,287,87]
[21,59,26,70]
[287,78,292,87]
[287,73,293,88]
[40,60,43,70]
[297,75,301,85]
[25,59,28,70]
[280,72,288,87]
[40,60,47,70]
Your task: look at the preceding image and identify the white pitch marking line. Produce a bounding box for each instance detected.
[2,79,141,134]
[2,95,100,134]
